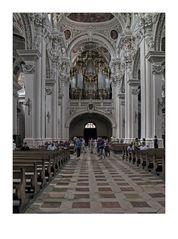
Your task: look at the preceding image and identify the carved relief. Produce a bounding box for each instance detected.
[22,63,35,74]
[105,108,112,115]
[30,13,43,27]
[138,13,159,50]
[152,64,164,75]
[47,33,62,63]
[70,107,76,115]
[33,34,41,50]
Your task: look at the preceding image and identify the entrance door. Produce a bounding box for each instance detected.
[84,122,97,144]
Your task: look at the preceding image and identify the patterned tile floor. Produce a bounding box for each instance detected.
[25,150,165,213]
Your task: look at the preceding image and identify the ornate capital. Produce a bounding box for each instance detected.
[45,88,53,95]
[47,32,64,63]
[111,76,120,87]
[131,88,139,95]
[22,63,35,74]
[152,64,164,75]
[30,13,43,27]
[119,35,137,65]
[138,13,159,50]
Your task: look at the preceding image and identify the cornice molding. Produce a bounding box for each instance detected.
[146,50,165,63]
[127,79,140,87]
[17,49,41,62]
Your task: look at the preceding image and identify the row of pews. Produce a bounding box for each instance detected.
[13,149,70,213]
[110,143,165,179]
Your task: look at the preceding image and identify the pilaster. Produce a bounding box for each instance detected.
[17,49,41,147]
[128,80,140,139]
[146,51,165,147]
[45,78,58,141]
[118,93,125,139]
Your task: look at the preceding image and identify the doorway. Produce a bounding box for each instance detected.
[84,122,97,144]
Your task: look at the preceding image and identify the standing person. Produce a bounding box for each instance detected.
[75,137,82,159]
[13,139,16,151]
[93,139,97,154]
[98,138,104,159]
[154,136,158,148]
[104,139,110,157]
[90,138,94,153]
[81,138,86,153]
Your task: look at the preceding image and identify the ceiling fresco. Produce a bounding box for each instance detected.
[67,13,114,23]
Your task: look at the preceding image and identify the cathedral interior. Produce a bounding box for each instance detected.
[13,13,165,215]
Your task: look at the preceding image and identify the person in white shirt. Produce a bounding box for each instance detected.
[47,143,57,150]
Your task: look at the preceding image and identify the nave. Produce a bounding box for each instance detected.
[25,150,165,213]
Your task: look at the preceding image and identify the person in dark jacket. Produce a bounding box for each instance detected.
[75,137,82,159]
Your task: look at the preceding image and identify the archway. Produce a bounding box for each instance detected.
[69,113,112,142]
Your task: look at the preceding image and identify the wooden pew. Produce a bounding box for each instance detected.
[146,148,165,177]
[126,148,165,178]
[110,143,130,160]
[13,149,70,213]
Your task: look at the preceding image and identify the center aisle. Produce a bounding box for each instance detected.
[25,149,165,213]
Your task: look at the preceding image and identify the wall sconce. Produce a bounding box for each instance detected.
[134,111,138,123]
[158,98,164,115]
[24,98,31,115]
[47,111,50,123]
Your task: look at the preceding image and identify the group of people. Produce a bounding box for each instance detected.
[72,137,110,160]
[127,136,159,153]
[45,141,70,151]
[13,139,72,151]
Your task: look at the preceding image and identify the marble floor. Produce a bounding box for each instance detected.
[25,150,165,213]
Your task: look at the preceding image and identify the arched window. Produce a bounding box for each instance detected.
[85,122,96,128]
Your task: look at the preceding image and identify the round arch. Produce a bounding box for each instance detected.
[66,110,117,139]
[66,110,116,129]
[66,32,116,60]
[154,13,165,51]
[68,112,115,140]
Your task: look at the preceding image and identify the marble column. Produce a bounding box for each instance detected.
[124,68,132,143]
[45,79,54,141]
[52,76,58,141]
[41,38,47,143]
[61,80,69,140]
[146,51,165,147]
[112,79,119,139]
[58,96,62,140]
[118,93,125,140]
[60,59,70,141]
[17,50,41,147]
[140,39,146,139]
[145,48,153,141]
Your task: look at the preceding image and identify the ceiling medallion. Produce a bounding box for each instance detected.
[110,30,118,40]
[64,29,71,40]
